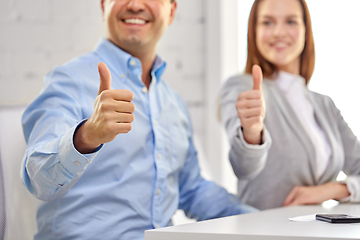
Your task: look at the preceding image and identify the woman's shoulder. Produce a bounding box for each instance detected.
[224,73,253,85]
[221,73,254,93]
[308,90,333,103]
[222,73,274,94]
[308,90,338,112]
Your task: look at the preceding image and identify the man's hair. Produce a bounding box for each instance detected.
[245,0,315,84]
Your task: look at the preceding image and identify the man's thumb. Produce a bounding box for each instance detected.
[98,62,111,95]
[252,64,263,91]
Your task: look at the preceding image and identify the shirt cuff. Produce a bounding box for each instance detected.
[58,120,102,175]
[338,176,358,202]
[237,126,269,150]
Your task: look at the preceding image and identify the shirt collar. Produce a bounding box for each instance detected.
[275,70,306,92]
[94,38,166,82]
[152,56,166,82]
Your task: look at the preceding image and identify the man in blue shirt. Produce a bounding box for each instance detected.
[21,0,256,239]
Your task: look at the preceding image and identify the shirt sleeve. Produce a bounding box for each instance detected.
[178,137,258,221]
[330,97,360,202]
[21,66,100,201]
[220,76,272,180]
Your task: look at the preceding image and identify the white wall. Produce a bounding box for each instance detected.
[306,0,360,138]
[0,0,103,106]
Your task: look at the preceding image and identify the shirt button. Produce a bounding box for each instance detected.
[130,59,136,66]
[154,120,158,126]
[155,223,160,229]
[58,184,63,187]
[142,87,148,93]
[156,188,161,195]
[157,153,162,160]
[120,74,125,78]
[74,161,81,166]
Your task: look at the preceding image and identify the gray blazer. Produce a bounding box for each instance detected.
[220,74,360,210]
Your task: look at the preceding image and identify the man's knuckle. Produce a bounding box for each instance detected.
[130,114,135,122]
[130,102,135,112]
[125,123,132,132]
[99,90,110,100]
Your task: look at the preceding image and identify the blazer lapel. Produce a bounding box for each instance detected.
[306,93,342,184]
[265,80,317,183]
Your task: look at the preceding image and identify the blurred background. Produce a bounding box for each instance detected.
[0,0,360,237]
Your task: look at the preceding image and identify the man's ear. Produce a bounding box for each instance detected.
[101,0,105,19]
[169,1,177,25]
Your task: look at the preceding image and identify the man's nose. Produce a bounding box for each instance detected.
[126,0,145,12]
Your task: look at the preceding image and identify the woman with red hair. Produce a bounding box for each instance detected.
[220,0,360,210]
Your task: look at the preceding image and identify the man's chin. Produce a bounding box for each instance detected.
[111,35,152,53]
[124,35,144,45]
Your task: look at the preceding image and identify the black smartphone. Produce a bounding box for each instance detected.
[316,214,360,223]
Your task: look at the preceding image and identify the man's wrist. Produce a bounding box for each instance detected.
[73,121,101,154]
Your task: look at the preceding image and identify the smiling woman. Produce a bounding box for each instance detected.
[246,0,314,83]
[220,0,360,210]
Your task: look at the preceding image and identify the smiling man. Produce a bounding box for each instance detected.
[21,0,256,239]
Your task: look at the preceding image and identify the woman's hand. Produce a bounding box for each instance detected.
[236,65,266,144]
[282,182,350,206]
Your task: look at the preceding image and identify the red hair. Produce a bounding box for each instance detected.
[245,0,315,84]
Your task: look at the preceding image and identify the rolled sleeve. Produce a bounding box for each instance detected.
[229,126,272,180]
[340,176,360,202]
[58,121,101,175]
[237,126,271,151]
[23,121,102,201]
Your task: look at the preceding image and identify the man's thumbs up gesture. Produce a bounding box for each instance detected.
[74,62,135,153]
[236,65,265,145]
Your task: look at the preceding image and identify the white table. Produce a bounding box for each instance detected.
[145,204,360,240]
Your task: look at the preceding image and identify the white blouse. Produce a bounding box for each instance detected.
[276,71,332,181]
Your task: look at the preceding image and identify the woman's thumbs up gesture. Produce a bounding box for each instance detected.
[236,65,265,145]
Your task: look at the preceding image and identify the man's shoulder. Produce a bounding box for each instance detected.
[43,51,102,87]
[58,51,99,73]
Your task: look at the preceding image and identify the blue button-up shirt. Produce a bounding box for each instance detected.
[21,38,256,240]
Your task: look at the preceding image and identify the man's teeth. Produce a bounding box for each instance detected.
[124,18,146,24]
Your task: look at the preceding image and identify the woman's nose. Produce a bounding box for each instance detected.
[273,23,286,37]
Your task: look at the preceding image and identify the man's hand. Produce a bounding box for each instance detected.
[236,65,265,144]
[282,182,350,206]
[74,62,135,154]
